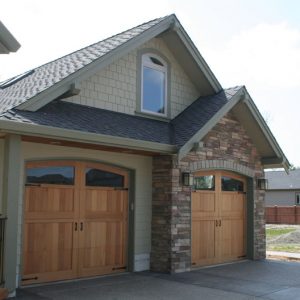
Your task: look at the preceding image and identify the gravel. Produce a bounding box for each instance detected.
[267,224,300,244]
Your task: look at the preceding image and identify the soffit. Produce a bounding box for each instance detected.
[161,30,217,96]
[231,101,277,158]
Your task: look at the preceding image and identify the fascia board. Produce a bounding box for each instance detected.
[17,17,174,112]
[0,21,21,53]
[0,119,176,154]
[17,84,73,111]
[243,93,290,170]
[173,20,222,92]
[0,42,9,54]
[178,89,245,161]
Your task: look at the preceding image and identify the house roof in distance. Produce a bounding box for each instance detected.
[265,169,300,190]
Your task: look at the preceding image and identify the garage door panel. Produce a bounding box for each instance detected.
[192,192,216,212]
[192,220,215,265]
[23,221,76,283]
[83,190,127,219]
[220,193,245,216]
[79,220,126,273]
[25,187,75,220]
[219,219,245,259]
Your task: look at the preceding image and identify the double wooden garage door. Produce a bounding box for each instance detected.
[22,161,128,285]
[192,171,247,267]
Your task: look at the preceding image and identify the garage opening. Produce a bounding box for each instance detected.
[192,170,246,267]
[22,161,129,285]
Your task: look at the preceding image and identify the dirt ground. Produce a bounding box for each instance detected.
[266,224,300,244]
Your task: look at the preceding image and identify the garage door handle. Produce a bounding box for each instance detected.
[215,220,222,227]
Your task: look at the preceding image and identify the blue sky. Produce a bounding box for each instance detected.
[1,0,300,166]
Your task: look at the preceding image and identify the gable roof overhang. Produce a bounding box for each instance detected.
[14,14,221,112]
[177,86,290,172]
[0,21,21,54]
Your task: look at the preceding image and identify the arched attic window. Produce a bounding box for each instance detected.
[141,53,167,116]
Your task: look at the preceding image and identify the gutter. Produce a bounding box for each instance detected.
[0,119,177,154]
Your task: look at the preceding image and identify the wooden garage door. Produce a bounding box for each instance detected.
[191,171,246,267]
[22,161,128,285]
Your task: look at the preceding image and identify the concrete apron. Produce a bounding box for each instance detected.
[267,250,300,262]
[10,260,300,299]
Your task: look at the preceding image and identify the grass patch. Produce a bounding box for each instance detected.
[267,244,300,253]
[266,228,296,238]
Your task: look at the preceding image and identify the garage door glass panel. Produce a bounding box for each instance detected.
[221,176,244,191]
[85,168,124,187]
[194,175,215,190]
[26,166,75,185]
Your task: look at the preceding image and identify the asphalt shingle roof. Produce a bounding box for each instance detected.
[265,170,300,190]
[0,16,168,113]
[0,14,242,149]
[0,86,242,147]
[172,86,241,147]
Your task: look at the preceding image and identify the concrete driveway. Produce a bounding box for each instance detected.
[12,260,300,300]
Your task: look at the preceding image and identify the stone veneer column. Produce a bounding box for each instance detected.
[151,155,191,273]
[254,185,266,259]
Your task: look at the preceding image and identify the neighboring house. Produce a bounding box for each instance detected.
[0,21,20,54]
[0,14,289,295]
[265,170,300,206]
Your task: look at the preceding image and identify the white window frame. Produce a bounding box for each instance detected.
[141,53,168,117]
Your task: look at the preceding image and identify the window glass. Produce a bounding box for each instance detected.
[86,168,124,187]
[222,176,244,191]
[150,56,164,66]
[194,175,215,190]
[296,193,300,205]
[142,66,165,114]
[26,166,74,185]
[141,54,167,115]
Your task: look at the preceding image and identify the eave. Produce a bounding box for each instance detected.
[0,119,177,155]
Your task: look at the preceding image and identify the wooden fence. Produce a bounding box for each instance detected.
[266,206,300,224]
